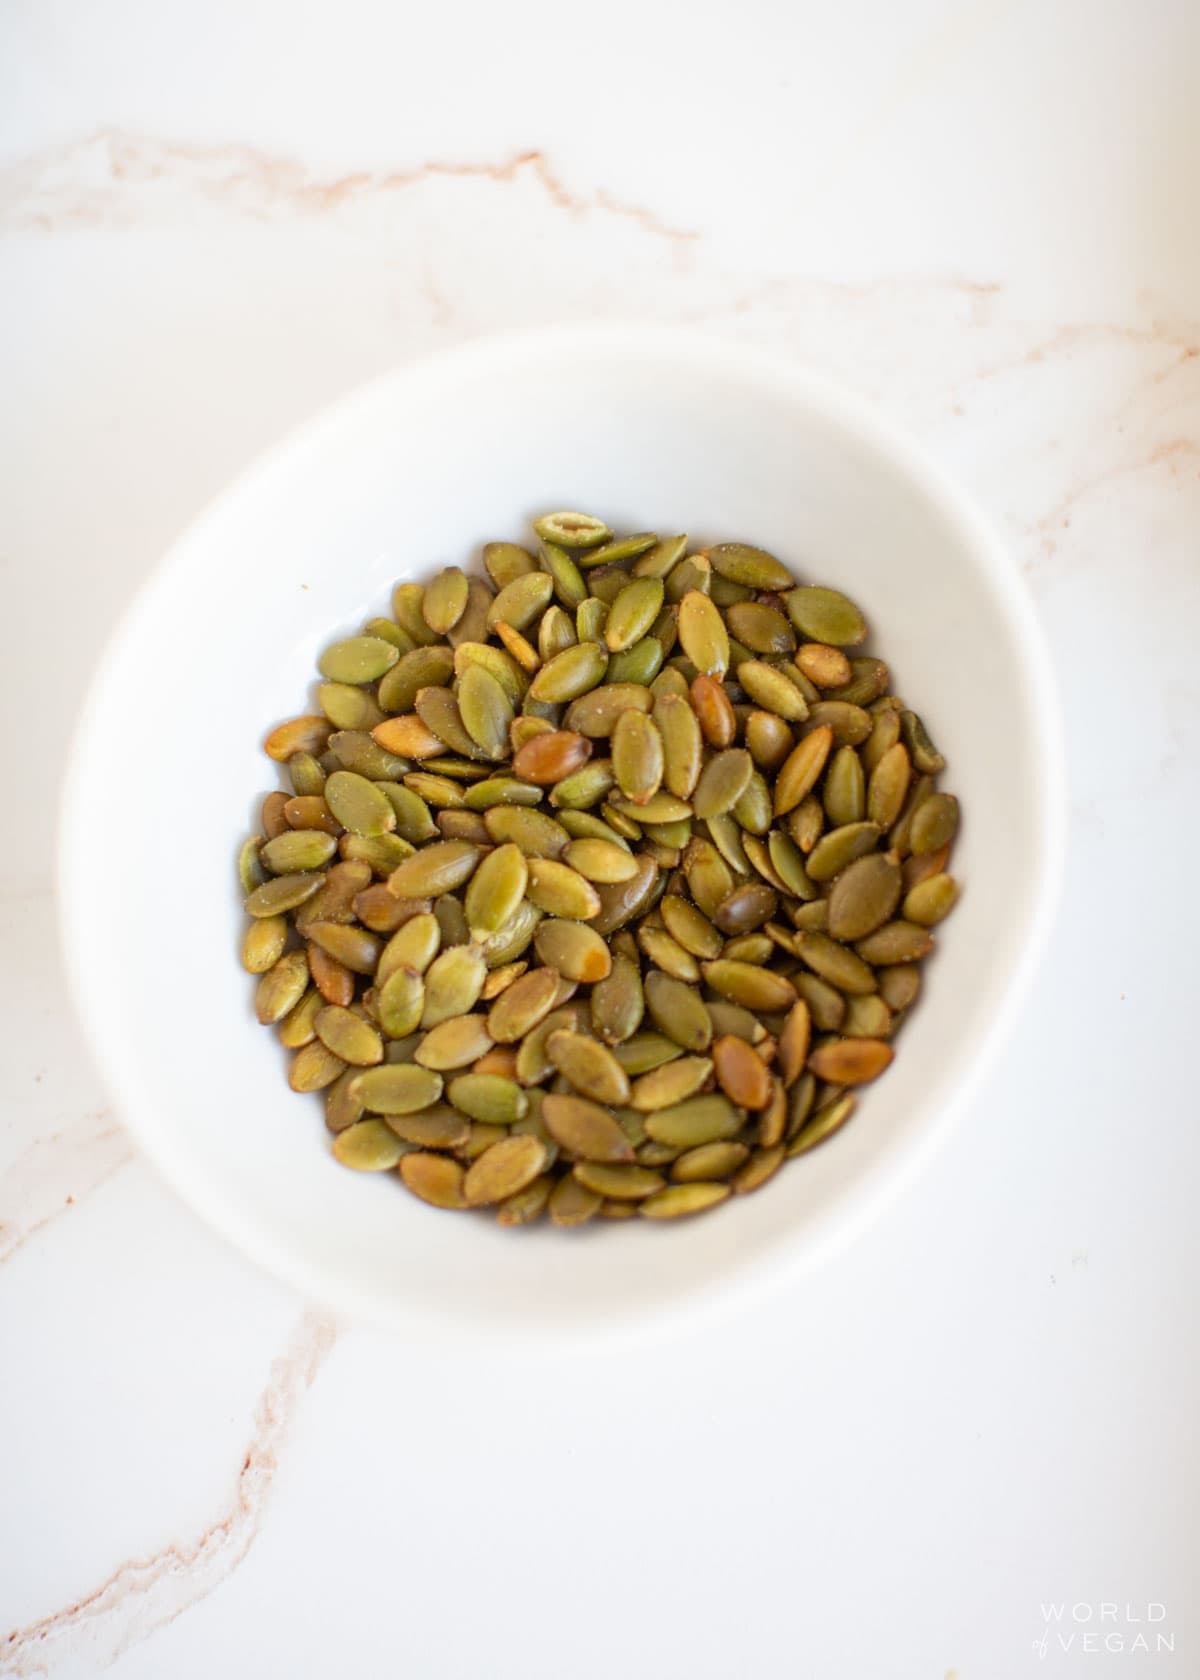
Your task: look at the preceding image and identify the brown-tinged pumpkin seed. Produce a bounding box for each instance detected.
[485,966,560,1042]
[640,1181,730,1218]
[523,858,600,921]
[711,1034,772,1109]
[447,1073,529,1125]
[774,725,833,815]
[792,972,847,1032]
[795,642,852,688]
[511,730,591,785]
[789,793,825,853]
[328,730,410,781]
[372,713,446,761]
[255,949,311,1024]
[588,952,644,1045]
[688,673,734,748]
[261,792,291,838]
[807,1037,894,1084]
[265,715,332,761]
[777,1000,812,1087]
[827,852,903,941]
[382,1104,470,1150]
[242,914,288,974]
[545,1173,601,1225]
[784,585,866,646]
[463,843,528,940]
[283,795,340,836]
[681,838,734,920]
[712,883,778,935]
[861,706,902,777]
[900,709,946,773]
[325,1066,366,1131]
[289,1038,346,1092]
[825,655,889,707]
[438,811,493,844]
[732,1144,785,1194]
[244,870,327,917]
[878,964,921,1011]
[387,839,480,899]
[400,1152,468,1208]
[533,918,612,982]
[644,971,712,1052]
[636,924,701,982]
[278,986,324,1049]
[804,700,872,748]
[806,821,884,883]
[496,1174,553,1226]
[854,921,934,964]
[307,942,354,1006]
[657,895,721,959]
[756,1076,788,1147]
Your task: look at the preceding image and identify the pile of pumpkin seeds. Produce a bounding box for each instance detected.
[239,511,959,1227]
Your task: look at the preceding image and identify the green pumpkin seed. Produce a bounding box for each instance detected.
[330,729,410,780]
[563,839,640,883]
[825,655,889,707]
[656,895,720,959]
[325,1066,366,1130]
[731,769,772,835]
[484,804,570,858]
[672,1141,749,1182]
[453,641,527,706]
[629,1055,713,1112]
[350,1062,443,1114]
[545,1032,631,1106]
[784,585,866,646]
[534,511,611,548]
[391,583,441,647]
[339,833,415,877]
[712,883,778,935]
[878,964,921,1011]
[564,682,654,737]
[644,1095,741,1148]
[331,1119,406,1171]
[378,645,455,714]
[644,971,712,1052]
[788,793,826,853]
[605,578,665,653]
[244,871,326,917]
[574,1161,666,1199]
[549,759,616,810]
[324,771,397,838]
[788,1092,857,1155]
[315,1005,385,1066]
[237,835,266,897]
[910,792,959,855]
[605,636,663,686]
[676,589,729,676]
[665,555,711,603]
[632,534,688,578]
[260,829,338,874]
[525,857,603,920]
[692,748,753,819]
[900,709,946,773]
[376,967,426,1038]
[319,683,386,731]
[701,960,795,1012]
[806,821,883,883]
[289,1038,346,1092]
[463,1134,548,1204]
[853,920,934,964]
[305,922,382,974]
[537,604,577,660]
[483,541,538,589]
[704,543,792,590]
[319,635,400,685]
[488,571,555,631]
[903,872,959,925]
[242,914,288,974]
[538,540,587,608]
[613,1032,682,1075]
[496,1173,554,1226]
[648,694,700,800]
[576,597,609,642]
[637,924,701,982]
[255,949,311,1024]
[827,852,903,942]
[841,994,894,1038]
[611,710,664,805]
[862,707,902,776]
[737,660,810,722]
[792,972,847,1032]
[464,843,528,938]
[793,930,877,994]
[477,898,542,967]
[805,701,873,748]
[589,952,645,1044]
[387,839,481,899]
[447,1073,529,1126]
[382,1104,470,1149]
[410,687,480,761]
[529,641,608,703]
[422,566,469,634]
[823,745,866,827]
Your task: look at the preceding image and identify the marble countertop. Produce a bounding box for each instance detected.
[3,3,1198,1675]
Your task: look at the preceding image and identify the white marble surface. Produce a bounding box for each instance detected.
[3,2,1199,1675]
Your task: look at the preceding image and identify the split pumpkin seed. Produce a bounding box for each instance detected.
[241,510,958,1227]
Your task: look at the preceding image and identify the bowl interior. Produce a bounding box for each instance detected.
[61,330,1060,1339]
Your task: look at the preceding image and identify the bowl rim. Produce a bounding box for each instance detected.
[57,323,1067,1345]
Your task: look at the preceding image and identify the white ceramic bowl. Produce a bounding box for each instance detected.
[60,327,1064,1342]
